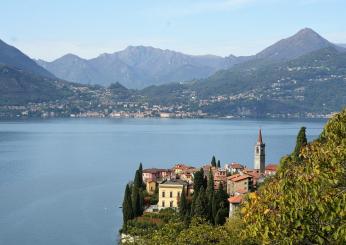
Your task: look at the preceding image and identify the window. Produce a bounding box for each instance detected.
[170,201,173,208]
[150,186,153,191]
[170,191,173,198]
[256,147,259,154]
[177,191,180,197]
[162,201,165,207]
[162,191,165,197]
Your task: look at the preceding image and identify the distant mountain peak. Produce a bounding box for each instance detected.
[0,38,54,78]
[296,27,319,36]
[255,28,333,61]
[59,53,83,60]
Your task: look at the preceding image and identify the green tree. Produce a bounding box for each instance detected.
[194,186,208,218]
[179,187,187,217]
[215,207,229,225]
[122,184,134,228]
[138,162,144,188]
[193,168,205,193]
[242,109,346,244]
[211,155,216,167]
[131,185,142,217]
[217,160,221,168]
[213,182,229,225]
[293,126,308,160]
[206,169,215,222]
[133,170,142,189]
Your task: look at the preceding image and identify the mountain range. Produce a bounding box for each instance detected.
[36,28,345,89]
[36,47,235,89]
[0,39,54,78]
[0,27,345,117]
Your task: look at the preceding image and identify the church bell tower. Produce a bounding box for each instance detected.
[254,129,265,173]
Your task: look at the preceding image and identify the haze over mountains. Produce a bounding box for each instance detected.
[37,46,235,89]
[36,28,344,89]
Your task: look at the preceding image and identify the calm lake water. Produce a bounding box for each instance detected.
[0,118,325,245]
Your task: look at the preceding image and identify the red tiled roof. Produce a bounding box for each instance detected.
[172,164,193,170]
[227,174,241,180]
[143,168,171,174]
[265,164,278,171]
[246,171,261,180]
[231,175,251,182]
[228,195,243,204]
[230,163,244,169]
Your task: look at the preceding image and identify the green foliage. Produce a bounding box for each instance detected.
[122,184,134,228]
[131,185,141,217]
[211,156,216,167]
[194,186,208,218]
[178,187,188,217]
[241,108,346,244]
[217,160,221,168]
[293,126,308,160]
[193,168,205,193]
[133,170,142,189]
[212,182,229,225]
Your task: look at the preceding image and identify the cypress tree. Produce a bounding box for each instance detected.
[206,169,214,196]
[194,186,208,218]
[133,170,142,189]
[191,189,199,216]
[131,185,141,217]
[138,162,144,187]
[215,207,228,225]
[212,193,218,223]
[179,187,187,216]
[206,169,214,222]
[293,127,308,160]
[211,155,216,167]
[217,160,221,168]
[213,182,229,223]
[122,184,134,227]
[193,168,205,193]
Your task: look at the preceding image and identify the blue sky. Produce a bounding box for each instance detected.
[0,0,345,61]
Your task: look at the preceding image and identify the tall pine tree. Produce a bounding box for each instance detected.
[131,185,142,217]
[217,160,221,168]
[211,155,216,167]
[179,187,187,217]
[213,182,229,224]
[133,170,142,189]
[122,184,134,228]
[293,127,308,160]
[206,169,215,222]
[193,168,205,193]
[138,162,144,187]
[194,186,208,218]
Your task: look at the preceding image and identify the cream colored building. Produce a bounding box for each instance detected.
[158,179,188,209]
[146,180,157,195]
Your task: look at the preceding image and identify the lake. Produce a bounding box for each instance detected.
[0,118,325,245]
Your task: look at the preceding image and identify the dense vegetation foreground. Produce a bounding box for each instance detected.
[123,108,346,245]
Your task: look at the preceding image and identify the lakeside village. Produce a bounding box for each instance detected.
[0,83,337,119]
[120,129,278,242]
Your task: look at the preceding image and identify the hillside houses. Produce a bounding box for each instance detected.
[141,129,278,217]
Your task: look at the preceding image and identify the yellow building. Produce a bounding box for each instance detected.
[146,180,157,195]
[158,179,188,209]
